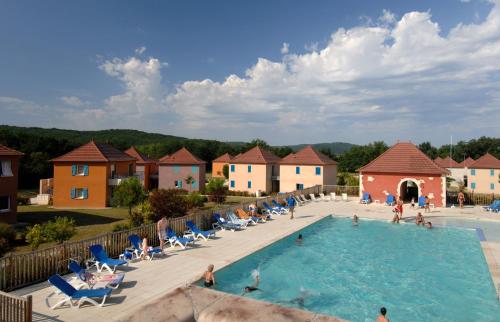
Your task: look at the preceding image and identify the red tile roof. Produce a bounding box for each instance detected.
[469,153,500,169]
[0,144,24,156]
[458,157,475,168]
[213,153,234,163]
[434,156,460,168]
[52,141,136,162]
[231,146,280,164]
[125,146,155,164]
[159,147,205,165]
[358,142,449,175]
[280,145,336,165]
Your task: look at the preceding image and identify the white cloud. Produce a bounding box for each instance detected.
[281,42,289,54]
[379,9,396,25]
[60,96,84,106]
[135,46,146,55]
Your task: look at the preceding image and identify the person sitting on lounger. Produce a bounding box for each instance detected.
[416,212,425,226]
[352,215,359,226]
[140,234,151,260]
[248,203,257,216]
[243,270,260,294]
[203,264,216,287]
[296,234,303,245]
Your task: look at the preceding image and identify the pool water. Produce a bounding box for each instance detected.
[211,216,500,322]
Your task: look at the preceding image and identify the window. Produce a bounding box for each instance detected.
[191,166,198,173]
[175,180,183,188]
[192,180,198,189]
[173,165,180,173]
[230,164,235,172]
[71,188,88,200]
[490,169,495,176]
[0,196,10,211]
[247,181,252,189]
[295,167,300,174]
[315,167,321,175]
[471,169,476,176]
[128,164,134,176]
[471,182,476,189]
[230,180,235,188]
[491,183,495,190]
[247,165,252,173]
[0,160,13,177]
[72,164,88,176]
[296,183,304,190]
[110,164,116,178]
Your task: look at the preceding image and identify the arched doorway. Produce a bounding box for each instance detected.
[399,179,419,202]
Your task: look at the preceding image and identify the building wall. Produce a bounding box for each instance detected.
[0,155,21,224]
[158,164,206,192]
[228,164,276,194]
[468,168,500,194]
[212,161,228,178]
[136,164,153,190]
[359,172,446,207]
[279,164,337,193]
[448,168,466,184]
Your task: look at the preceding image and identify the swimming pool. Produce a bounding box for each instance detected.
[210,216,500,322]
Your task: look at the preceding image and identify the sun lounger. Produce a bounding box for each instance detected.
[272,200,289,213]
[330,192,337,201]
[300,194,310,203]
[68,261,124,290]
[186,220,216,241]
[385,194,395,206]
[262,202,281,216]
[293,195,304,206]
[483,200,500,212]
[46,274,113,309]
[360,192,371,204]
[227,211,252,226]
[128,234,162,260]
[341,193,348,201]
[89,244,128,274]
[166,228,195,249]
[235,209,264,223]
[319,193,328,201]
[213,213,243,231]
[309,193,320,202]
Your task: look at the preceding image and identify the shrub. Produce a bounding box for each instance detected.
[25,224,46,250]
[131,200,156,225]
[17,196,30,205]
[44,217,76,244]
[112,222,132,232]
[149,189,189,221]
[185,192,207,208]
[205,178,227,203]
[0,223,16,256]
[112,177,147,215]
[222,164,229,179]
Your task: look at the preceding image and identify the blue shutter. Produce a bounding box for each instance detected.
[179,180,182,188]
[315,167,321,175]
[230,180,235,188]
[491,183,495,190]
[192,166,198,173]
[490,169,495,176]
[70,188,76,199]
[192,180,197,189]
[471,182,476,189]
[248,165,252,173]
[71,165,77,176]
[230,164,235,172]
[296,167,300,174]
[83,188,88,199]
[247,181,252,188]
[173,165,180,173]
[471,169,476,175]
[83,165,89,176]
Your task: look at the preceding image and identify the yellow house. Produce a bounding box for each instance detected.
[279,146,337,193]
[228,146,280,195]
[468,153,500,194]
[212,153,233,178]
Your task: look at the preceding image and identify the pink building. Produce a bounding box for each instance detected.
[358,142,449,207]
[158,147,206,192]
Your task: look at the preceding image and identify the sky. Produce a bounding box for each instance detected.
[0,0,499,145]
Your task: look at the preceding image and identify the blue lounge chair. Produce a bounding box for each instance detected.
[213,213,243,231]
[262,202,281,215]
[385,194,395,206]
[46,274,113,309]
[418,196,426,208]
[128,234,162,260]
[484,200,500,212]
[186,220,216,241]
[227,211,252,227]
[360,192,371,204]
[89,244,128,274]
[166,228,195,249]
[68,261,124,290]
[272,200,289,213]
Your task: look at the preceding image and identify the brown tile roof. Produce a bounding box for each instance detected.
[469,153,500,169]
[231,146,280,164]
[125,146,155,164]
[159,147,205,165]
[213,153,234,163]
[458,157,475,168]
[52,141,136,162]
[434,156,460,168]
[280,145,337,165]
[0,144,24,156]
[358,142,449,175]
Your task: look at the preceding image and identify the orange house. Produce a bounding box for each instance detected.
[52,141,136,208]
[212,153,234,178]
[0,145,24,224]
[125,146,158,190]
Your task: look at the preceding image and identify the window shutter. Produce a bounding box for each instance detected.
[71,165,77,176]
[83,188,88,199]
[83,165,89,176]
[179,180,182,188]
[70,188,76,199]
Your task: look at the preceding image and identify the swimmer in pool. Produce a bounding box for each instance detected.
[243,271,260,294]
[425,221,433,229]
[202,264,215,287]
[296,234,303,245]
[352,214,359,226]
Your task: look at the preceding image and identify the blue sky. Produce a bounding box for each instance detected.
[1,0,499,145]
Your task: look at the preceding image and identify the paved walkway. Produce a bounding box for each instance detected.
[12,198,500,321]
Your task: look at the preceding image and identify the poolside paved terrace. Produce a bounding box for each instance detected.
[12,198,500,321]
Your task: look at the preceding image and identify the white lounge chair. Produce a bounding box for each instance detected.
[342,193,348,201]
[300,194,310,203]
[294,196,304,206]
[309,194,319,202]
[319,193,328,201]
[330,192,337,201]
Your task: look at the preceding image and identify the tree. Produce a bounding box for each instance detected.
[0,223,16,256]
[222,164,229,179]
[149,189,189,221]
[25,224,46,250]
[44,217,76,244]
[112,177,147,215]
[206,177,227,203]
[185,175,194,186]
[418,142,438,159]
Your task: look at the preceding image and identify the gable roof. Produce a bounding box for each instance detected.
[358,142,449,175]
[125,146,155,164]
[52,141,136,162]
[159,147,205,165]
[231,146,281,164]
[213,153,234,163]
[434,156,460,168]
[280,145,337,166]
[458,157,475,168]
[469,153,500,169]
[0,144,24,156]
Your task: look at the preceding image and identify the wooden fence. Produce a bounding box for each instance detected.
[0,291,32,322]
[0,185,320,292]
[322,185,360,197]
[447,191,499,206]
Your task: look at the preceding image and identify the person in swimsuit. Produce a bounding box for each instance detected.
[203,264,215,287]
[391,212,400,224]
[396,199,403,218]
[157,216,168,249]
[376,307,389,322]
[295,234,303,245]
[243,274,260,294]
[458,191,465,209]
[416,212,425,226]
[140,234,150,260]
[424,196,431,213]
[425,221,433,229]
[352,215,359,226]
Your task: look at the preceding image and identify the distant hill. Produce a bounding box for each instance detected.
[288,142,357,155]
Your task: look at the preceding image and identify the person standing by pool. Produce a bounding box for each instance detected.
[376,307,389,322]
[396,199,403,218]
[202,264,216,287]
[391,212,400,224]
[424,196,431,213]
[288,195,296,220]
[157,216,168,249]
[458,191,465,209]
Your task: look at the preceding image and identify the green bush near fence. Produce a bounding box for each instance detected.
[0,223,16,256]
[25,216,76,250]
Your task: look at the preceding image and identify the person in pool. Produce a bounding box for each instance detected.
[416,212,425,226]
[295,234,303,245]
[377,307,389,322]
[243,274,260,294]
[352,214,359,226]
[391,212,400,224]
[202,264,216,287]
[425,221,433,229]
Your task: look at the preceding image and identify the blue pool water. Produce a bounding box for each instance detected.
[210,216,500,322]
